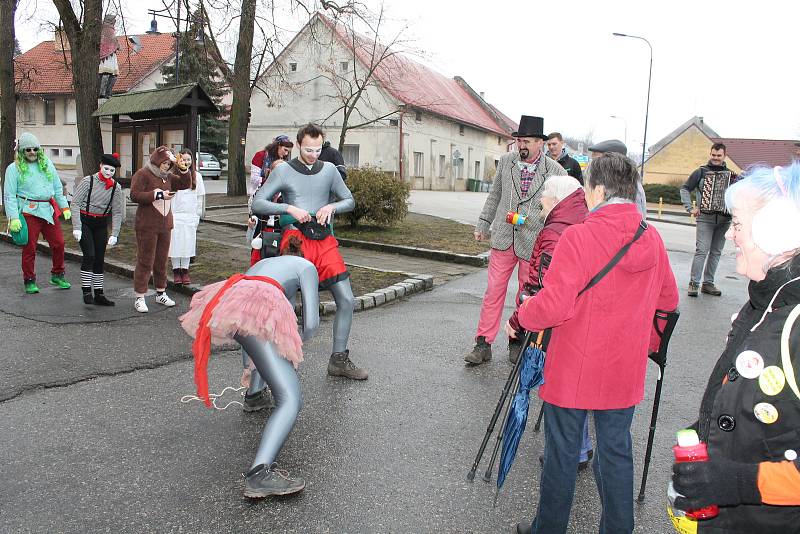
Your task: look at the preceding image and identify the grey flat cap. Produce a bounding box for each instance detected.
[588,139,627,155]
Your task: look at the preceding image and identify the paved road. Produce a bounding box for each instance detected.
[0,229,748,532]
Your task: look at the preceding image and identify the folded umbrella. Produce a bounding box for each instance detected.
[497,331,546,489]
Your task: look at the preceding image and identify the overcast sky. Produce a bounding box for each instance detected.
[15,0,799,149]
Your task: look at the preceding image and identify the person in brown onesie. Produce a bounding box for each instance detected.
[130,146,192,313]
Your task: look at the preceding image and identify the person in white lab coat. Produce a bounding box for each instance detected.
[169,149,206,284]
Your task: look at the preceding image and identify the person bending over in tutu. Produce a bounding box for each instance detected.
[180,254,320,498]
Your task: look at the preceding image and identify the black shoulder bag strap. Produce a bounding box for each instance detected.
[577,220,648,297]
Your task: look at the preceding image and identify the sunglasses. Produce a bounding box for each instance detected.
[23,147,39,153]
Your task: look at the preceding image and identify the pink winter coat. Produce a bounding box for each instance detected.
[517,202,678,410]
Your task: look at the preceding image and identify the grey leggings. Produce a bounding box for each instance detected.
[235,334,303,469]
[329,278,355,353]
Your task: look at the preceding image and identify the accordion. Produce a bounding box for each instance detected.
[699,169,733,214]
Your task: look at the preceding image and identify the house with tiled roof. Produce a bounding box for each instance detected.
[643,116,798,185]
[249,12,516,190]
[13,28,176,167]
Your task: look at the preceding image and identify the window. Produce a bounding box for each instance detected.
[64,148,73,157]
[414,111,422,122]
[289,62,297,71]
[474,161,481,180]
[50,148,60,157]
[342,144,360,168]
[44,99,56,125]
[389,119,398,127]
[497,136,502,145]
[455,157,464,179]
[459,124,465,136]
[340,61,349,72]
[20,98,35,123]
[64,98,76,124]
[439,155,445,178]
[413,151,424,177]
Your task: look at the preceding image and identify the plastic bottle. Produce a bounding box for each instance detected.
[672,428,719,520]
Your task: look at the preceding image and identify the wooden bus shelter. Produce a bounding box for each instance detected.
[93,83,218,186]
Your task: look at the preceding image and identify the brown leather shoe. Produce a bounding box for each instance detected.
[701,283,722,296]
[687,282,699,297]
[465,336,492,365]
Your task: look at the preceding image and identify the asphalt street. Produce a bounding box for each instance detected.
[0,217,747,533]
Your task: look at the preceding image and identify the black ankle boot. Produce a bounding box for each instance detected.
[82,288,94,305]
[93,290,115,306]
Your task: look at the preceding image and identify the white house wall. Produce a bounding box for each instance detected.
[247,17,511,190]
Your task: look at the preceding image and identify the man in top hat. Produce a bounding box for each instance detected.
[466,116,567,365]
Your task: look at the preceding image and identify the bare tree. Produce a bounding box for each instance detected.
[564,130,595,155]
[313,7,415,152]
[0,0,18,191]
[52,0,104,176]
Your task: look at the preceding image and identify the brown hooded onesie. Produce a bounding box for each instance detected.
[130,146,192,295]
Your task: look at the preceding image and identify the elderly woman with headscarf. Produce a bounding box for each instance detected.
[669,163,800,533]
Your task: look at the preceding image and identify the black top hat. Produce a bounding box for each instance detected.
[512,116,547,140]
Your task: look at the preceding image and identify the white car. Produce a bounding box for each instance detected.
[197,152,222,180]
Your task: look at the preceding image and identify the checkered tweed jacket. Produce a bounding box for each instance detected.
[476,151,567,260]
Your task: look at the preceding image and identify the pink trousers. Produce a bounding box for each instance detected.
[475,247,530,344]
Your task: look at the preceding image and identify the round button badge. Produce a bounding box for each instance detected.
[754,403,779,424]
[785,449,798,461]
[759,366,786,396]
[736,350,765,379]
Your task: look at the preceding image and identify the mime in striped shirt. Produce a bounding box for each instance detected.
[70,153,126,306]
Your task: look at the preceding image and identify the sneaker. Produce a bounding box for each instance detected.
[687,282,699,297]
[24,281,40,294]
[93,291,115,306]
[327,350,368,380]
[243,388,273,412]
[155,292,175,307]
[508,337,523,364]
[701,283,722,296]
[243,463,305,498]
[465,336,492,365]
[134,297,149,313]
[49,274,71,289]
[83,291,95,305]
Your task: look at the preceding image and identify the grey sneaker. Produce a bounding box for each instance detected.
[687,282,699,297]
[243,388,273,413]
[243,463,305,498]
[327,350,368,380]
[701,283,722,296]
[465,336,492,365]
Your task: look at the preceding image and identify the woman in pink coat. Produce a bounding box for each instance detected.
[513,153,679,534]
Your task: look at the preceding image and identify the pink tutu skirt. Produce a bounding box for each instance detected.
[179,278,303,366]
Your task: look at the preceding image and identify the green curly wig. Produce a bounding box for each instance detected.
[15,149,54,184]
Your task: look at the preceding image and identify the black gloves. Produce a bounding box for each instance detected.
[672,457,761,510]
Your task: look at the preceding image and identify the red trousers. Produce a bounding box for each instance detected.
[22,213,65,281]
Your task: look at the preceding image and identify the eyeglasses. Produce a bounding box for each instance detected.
[23,147,39,153]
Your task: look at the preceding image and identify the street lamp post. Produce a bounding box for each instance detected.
[613,32,652,176]
[610,115,628,148]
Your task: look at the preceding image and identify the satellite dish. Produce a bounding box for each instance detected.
[128,35,142,53]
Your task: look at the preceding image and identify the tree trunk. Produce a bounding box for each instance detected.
[53,0,104,177]
[0,0,17,194]
[225,0,256,197]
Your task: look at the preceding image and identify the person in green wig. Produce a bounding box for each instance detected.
[3,132,72,294]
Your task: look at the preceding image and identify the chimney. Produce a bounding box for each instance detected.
[54,27,70,52]
[479,91,485,99]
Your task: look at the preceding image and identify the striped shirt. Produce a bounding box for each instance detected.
[70,174,126,236]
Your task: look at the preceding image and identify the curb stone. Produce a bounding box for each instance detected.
[0,232,433,317]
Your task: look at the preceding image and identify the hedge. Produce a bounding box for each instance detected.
[643,183,683,205]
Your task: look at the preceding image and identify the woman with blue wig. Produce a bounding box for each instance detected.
[670,163,800,532]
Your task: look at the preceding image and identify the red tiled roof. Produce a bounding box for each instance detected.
[712,137,799,170]
[319,15,514,138]
[15,33,176,96]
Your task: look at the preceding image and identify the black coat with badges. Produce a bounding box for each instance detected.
[695,254,800,532]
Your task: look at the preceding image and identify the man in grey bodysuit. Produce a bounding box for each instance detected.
[252,123,367,380]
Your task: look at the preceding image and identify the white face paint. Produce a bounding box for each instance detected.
[100,165,116,179]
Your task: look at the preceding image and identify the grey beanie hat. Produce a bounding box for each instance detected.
[17,132,41,151]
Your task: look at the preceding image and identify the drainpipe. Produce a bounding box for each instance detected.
[398,105,406,180]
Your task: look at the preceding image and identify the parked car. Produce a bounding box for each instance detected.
[197,152,222,180]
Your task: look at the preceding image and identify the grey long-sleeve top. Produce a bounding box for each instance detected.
[251,158,355,218]
[70,173,126,236]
